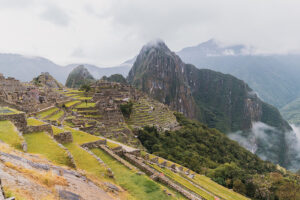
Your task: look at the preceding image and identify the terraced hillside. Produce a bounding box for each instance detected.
[128,97,178,130]
[0,98,251,200]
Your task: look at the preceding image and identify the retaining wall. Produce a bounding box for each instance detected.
[0,112,27,132]
[54,132,73,144]
[24,124,53,135]
[80,140,107,149]
[123,153,202,200]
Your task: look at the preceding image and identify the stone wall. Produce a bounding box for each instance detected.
[80,140,107,149]
[123,153,202,200]
[99,145,137,171]
[24,124,53,135]
[54,132,73,144]
[0,112,27,132]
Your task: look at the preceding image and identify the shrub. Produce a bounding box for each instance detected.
[120,101,133,118]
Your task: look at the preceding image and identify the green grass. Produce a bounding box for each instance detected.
[150,164,215,200]
[47,110,64,121]
[84,114,102,118]
[64,143,107,179]
[27,118,46,126]
[91,148,184,200]
[65,101,81,108]
[107,141,120,149]
[75,96,93,100]
[63,121,75,127]
[36,107,59,119]
[0,107,22,115]
[75,102,96,108]
[52,126,64,135]
[63,127,108,180]
[184,173,249,200]
[64,126,101,144]
[0,121,23,150]
[24,131,72,167]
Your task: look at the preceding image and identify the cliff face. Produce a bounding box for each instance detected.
[65,65,95,88]
[128,41,196,119]
[128,40,290,133]
[128,40,293,167]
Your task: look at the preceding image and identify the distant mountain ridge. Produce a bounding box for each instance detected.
[178,39,300,108]
[0,53,133,83]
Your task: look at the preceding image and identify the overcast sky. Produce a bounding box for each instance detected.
[1,0,300,67]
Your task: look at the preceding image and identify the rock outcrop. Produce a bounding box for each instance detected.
[31,72,63,88]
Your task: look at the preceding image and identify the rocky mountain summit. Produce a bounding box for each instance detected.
[65,65,95,88]
[128,40,295,168]
[31,72,63,88]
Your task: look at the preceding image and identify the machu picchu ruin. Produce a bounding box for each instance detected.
[0,70,253,200]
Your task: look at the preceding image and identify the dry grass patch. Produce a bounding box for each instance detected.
[4,162,68,188]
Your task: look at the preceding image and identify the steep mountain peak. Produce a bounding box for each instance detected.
[140,39,172,55]
[65,65,95,88]
[196,38,219,48]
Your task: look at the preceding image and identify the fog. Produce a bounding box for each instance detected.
[229,121,300,171]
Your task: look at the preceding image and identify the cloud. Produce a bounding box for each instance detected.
[0,0,300,66]
[229,121,300,171]
[0,0,34,9]
[39,4,70,26]
[71,47,85,58]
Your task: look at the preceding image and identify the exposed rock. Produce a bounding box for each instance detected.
[104,182,120,193]
[31,72,63,88]
[58,190,81,200]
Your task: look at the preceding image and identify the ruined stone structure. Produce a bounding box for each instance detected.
[123,153,202,200]
[80,140,107,149]
[0,112,27,132]
[0,73,68,113]
[53,131,73,144]
[25,124,53,135]
[88,81,141,145]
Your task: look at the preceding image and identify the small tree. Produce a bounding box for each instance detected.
[120,101,133,118]
[79,84,91,92]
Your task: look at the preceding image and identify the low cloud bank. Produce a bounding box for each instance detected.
[229,121,300,171]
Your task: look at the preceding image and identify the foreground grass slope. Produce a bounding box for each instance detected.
[24,131,72,167]
[92,148,185,200]
[0,120,23,150]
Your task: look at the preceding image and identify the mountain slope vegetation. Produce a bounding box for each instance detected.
[138,113,300,200]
